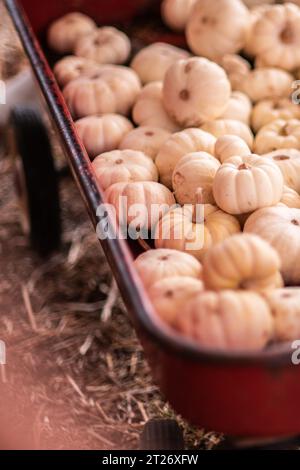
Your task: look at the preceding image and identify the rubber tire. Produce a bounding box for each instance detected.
[9,106,61,257]
[140,419,185,450]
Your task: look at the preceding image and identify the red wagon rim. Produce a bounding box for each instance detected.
[5,0,296,368]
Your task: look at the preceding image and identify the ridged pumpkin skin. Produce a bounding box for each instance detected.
[134,249,202,290]
[119,126,171,161]
[244,206,300,285]
[213,155,284,215]
[254,119,300,155]
[155,205,241,262]
[172,152,221,205]
[214,135,251,163]
[251,98,300,133]
[76,114,133,159]
[221,91,252,125]
[105,181,175,231]
[173,290,274,352]
[148,276,203,325]
[155,128,216,189]
[201,119,254,149]
[92,150,158,191]
[186,0,250,62]
[63,66,141,118]
[220,54,251,91]
[236,68,293,103]
[48,12,96,54]
[132,82,180,133]
[75,27,131,65]
[281,185,300,209]
[262,149,300,193]
[203,233,283,291]
[264,288,300,342]
[54,56,101,87]
[163,57,231,127]
[131,42,190,84]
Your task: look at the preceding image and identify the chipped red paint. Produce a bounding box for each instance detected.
[5,0,300,438]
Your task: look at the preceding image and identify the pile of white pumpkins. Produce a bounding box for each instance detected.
[48,0,300,352]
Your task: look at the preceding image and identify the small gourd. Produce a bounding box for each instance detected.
[247,3,300,71]
[236,68,293,103]
[172,152,221,205]
[53,56,101,87]
[132,82,180,133]
[105,182,175,231]
[148,276,203,325]
[213,155,284,215]
[63,65,141,118]
[221,91,252,125]
[201,119,254,149]
[47,12,96,54]
[280,185,300,209]
[220,54,251,91]
[251,98,300,133]
[92,150,158,191]
[203,233,283,291]
[214,135,251,163]
[163,57,231,127]
[173,290,274,351]
[155,128,216,189]
[254,119,300,155]
[186,0,250,62]
[75,27,131,65]
[131,43,190,84]
[75,114,133,159]
[134,249,202,290]
[264,288,300,342]
[155,204,240,261]
[119,126,171,161]
[161,0,197,32]
[244,206,300,285]
[263,149,300,193]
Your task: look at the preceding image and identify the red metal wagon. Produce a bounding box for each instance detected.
[4,0,300,449]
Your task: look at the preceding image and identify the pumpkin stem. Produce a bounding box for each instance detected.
[238,163,251,171]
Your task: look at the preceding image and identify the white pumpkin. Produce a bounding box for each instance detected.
[203,233,283,291]
[47,12,96,54]
[161,0,197,32]
[119,126,171,161]
[186,0,250,62]
[63,65,141,118]
[174,290,274,351]
[213,154,284,215]
[263,149,300,193]
[53,56,101,87]
[220,54,251,91]
[134,249,202,289]
[155,128,216,189]
[75,27,131,65]
[236,68,293,103]
[131,43,190,84]
[281,185,300,209]
[132,82,180,133]
[221,91,252,125]
[75,114,133,159]
[251,98,300,133]
[264,288,300,342]
[254,119,300,155]
[201,119,254,149]
[245,206,300,285]
[163,57,231,127]
[148,276,203,325]
[105,181,176,231]
[214,135,251,163]
[155,204,240,261]
[92,150,158,190]
[247,3,300,71]
[172,152,221,205]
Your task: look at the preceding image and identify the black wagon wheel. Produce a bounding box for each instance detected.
[140,419,185,450]
[8,106,61,257]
